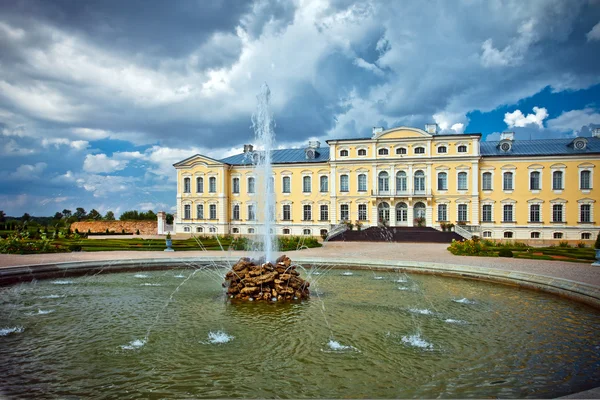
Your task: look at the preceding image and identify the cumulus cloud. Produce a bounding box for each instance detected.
[504,107,548,128]
[547,107,600,135]
[7,162,47,180]
[41,138,89,150]
[83,154,129,174]
[587,21,600,41]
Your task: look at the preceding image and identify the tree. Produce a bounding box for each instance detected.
[21,213,31,222]
[120,210,140,220]
[74,207,87,220]
[0,210,5,223]
[88,209,102,220]
[62,209,72,219]
[54,211,63,220]
[104,211,115,220]
[166,213,174,225]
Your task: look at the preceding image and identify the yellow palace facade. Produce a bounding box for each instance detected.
[174,125,600,244]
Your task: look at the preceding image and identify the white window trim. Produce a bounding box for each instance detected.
[577,198,595,224]
[550,164,566,193]
[436,143,449,154]
[339,147,350,157]
[395,146,408,155]
[356,146,368,157]
[527,199,543,224]
[357,173,368,192]
[528,165,543,193]
[377,146,390,156]
[481,201,494,224]
[437,171,448,191]
[501,166,516,193]
[456,201,470,223]
[456,170,469,192]
[578,165,594,192]
[481,170,494,192]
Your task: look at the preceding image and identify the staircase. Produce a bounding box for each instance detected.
[327,226,463,243]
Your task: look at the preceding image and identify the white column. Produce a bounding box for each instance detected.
[426,163,432,195]
[407,200,414,227]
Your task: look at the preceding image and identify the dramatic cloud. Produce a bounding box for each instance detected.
[504,107,549,129]
[83,154,129,174]
[547,108,600,135]
[587,21,600,41]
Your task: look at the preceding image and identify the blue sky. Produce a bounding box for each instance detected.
[0,0,599,217]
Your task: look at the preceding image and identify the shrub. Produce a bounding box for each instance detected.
[446,223,455,232]
[498,248,513,257]
[482,239,495,247]
[136,229,140,235]
[343,220,354,230]
[595,232,600,249]
[440,222,447,232]
[122,229,126,234]
[354,220,363,231]
[558,241,570,248]
[577,242,586,248]
[447,238,493,256]
[105,228,110,234]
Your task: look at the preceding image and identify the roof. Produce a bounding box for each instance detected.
[480,137,600,157]
[219,147,330,165]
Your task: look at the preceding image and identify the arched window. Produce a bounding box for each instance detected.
[378,202,390,223]
[414,202,426,219]
[503,231,513,238]
[580,170,591,189]
[184,204,191,219]
[358,174,367,192]
[457,172,467,190]
[197,204,204,219]
[248,177,255,194]
[396,147,407,155]
[378,148,389,156]
[437,172,447,190]
[282,176,291,193]
[457,145,467,153]
[482,172,492,190]
[414,147,425,154]
[553,232,563,239]
[530,171,540,190]
[232,177,239,193]
[414,170,425,192]
[531,232,540,239]
[283,228,290,235]
[340,174,349,192]
[303,229,311,235]
[396,202,407,222]
[209,177,216,193]
[320,175,328,192]
[320,229,328,237]
[358,149,366,156]
[184,226,190,232]
[183,177,191,193]
[553,171,563,190]
[581,232,591,240]
[378,171,389,192]
[482,231,492,238]
[232,227,239,233]
[197,227,204,233]
[303,176,311,193]
[232,205,239,220]
[396,171,407,192]
[437,146,447,153]
[340,149,349,157]
[503,172,513,190]
[209,204,217,219]
[248,228,255,234]
[196,177,204,193]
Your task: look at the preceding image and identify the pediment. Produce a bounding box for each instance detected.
[173,154,224,168]
[373,126,431,140]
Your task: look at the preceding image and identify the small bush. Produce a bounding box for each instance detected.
[498,248,513,257]
[577,242,586,248]
[558,241,570,248]
[482,239,495,247]
[105,228,110,234]
[122,229,126,234]
[136,229,140,235]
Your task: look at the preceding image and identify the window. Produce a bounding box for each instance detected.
[209,204,217,219]
[248,228,255,234]
[283,228,290,235]
[358,204,368,221]
[457,145,467,153]
[320,229,328,237]
[340,204,349,221]
[303,229,311,235]
[437,204,447,221]
[414,171,425,192]
[396,147,407,155]
[320,176,328,192]
[340,149,349,157]
[414,147,425,154]
[303,205,312,221]
[209,227,216,233]
[184,226,190,232]
[358,174,367,192]
[378,148,389,156]
[378,202,390,222]
[232,177,240,194]
[531,232,540,239]
[248,177,255,194]
[482,205,492,222]
[320,205,329,221]
[358,148,367,156]
[503,204,513,222]
[197,204,204,219]
[232,205,239,220]
[378,171,389,192]
[504,231,513,239]
[196,177,204,193]
[552,204,563,222]
[197,227,203,233]
[530,171,540,190]
[581,232,591,240]
[209,177,216,193]
[553,232,563,239]
[482,172,492,190]
[581,170,591,189]
[183,177,191,193]
[340,174,349,192]
[553,171,563,190]
[580,204,591,223]
[303,176,311,193]
[282,205,291,221]
[283,176,291,193]
[457,172,468,190]
[438,146,447,153]
[437,172,447,190]
[458,204,468,222]
[529,204,540,222]
[184,204,191,219]
[503,172,513,191]
[232,228,239,234]
[248,204,256,221]
[396,171,407,192]
[482,231,492,238]
[396,202,407,222]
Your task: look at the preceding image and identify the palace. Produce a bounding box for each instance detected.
[174,125,600,244]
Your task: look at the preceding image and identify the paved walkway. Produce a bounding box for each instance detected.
[1,242,599,287]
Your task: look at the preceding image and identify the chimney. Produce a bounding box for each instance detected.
[243,144,254,153]
[425,123,438,134]
[308,140,320,148]
[500,131,515,141]
[372,127,384,136]
[593,128,600,138]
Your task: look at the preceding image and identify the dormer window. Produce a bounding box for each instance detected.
[357,149,367,156]
[414,147,425,154]
[396,147,407,155]
[305,148,316,159]
[572,138,588,150]
[457,145,467,153]
[499,141,512,152]
[340,149,349,157]
[437,146,447,153]
[378,148,389,156]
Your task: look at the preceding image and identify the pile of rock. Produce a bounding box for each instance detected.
[224,255,310,301]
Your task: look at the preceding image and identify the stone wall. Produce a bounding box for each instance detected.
[71,221,157,235]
